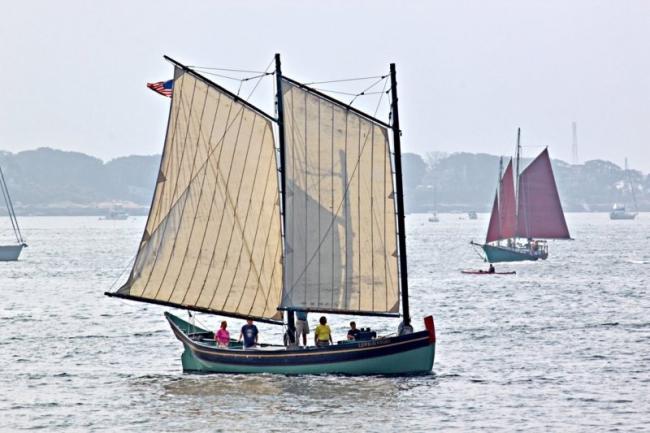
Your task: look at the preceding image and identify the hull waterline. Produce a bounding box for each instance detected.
[166,312,435,375]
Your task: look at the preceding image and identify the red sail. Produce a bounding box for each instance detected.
[515,148,570,239]
[485,191,501,243]
[499,160,516,239]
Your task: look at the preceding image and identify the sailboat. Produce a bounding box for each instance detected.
[0,164,27,261]
[470,129,571,262]
[428,183,439,222]
[101,207,129,220]
[105,55,435,375]
[610,158,638,220]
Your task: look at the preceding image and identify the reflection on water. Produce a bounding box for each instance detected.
[1,215,649,431]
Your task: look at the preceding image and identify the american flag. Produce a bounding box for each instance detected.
[147,79,173,97]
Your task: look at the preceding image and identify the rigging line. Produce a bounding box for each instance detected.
[241,72,274,82]
[108,254,137,292]
[349,75,389,107]
[0,166,23,242]
[0,174,20,243]
[189,66,267,74]
[311,88,384,97]
[303,75,386,85]
[197,71,249,82]
[196,71,274,84]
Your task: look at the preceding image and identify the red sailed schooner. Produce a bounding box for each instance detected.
[471,129,571,263]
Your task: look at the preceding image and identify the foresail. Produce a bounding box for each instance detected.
[485,160,515,244]
[499,160,516,239]
[280,78,399,315]
[116,66,283,321]
[485,192,500,243]
[516,149,570,239]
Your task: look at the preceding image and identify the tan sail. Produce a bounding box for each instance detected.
[279,78,399,315]
[117,66,283,321]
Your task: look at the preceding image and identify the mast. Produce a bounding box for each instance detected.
[514,128,521,238]
[625,157,638,211]
[497,156,503,237]
[389,63,410,328]
[275,53,295,334]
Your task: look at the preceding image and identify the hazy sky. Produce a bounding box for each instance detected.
[2,0,649,171]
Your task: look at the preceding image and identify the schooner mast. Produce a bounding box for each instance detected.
[388,63,411,330]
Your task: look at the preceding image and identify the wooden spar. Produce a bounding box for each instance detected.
[274,53,295,334]
[389,63,410,328]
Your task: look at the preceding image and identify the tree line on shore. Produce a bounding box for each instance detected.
[0,147,647,215]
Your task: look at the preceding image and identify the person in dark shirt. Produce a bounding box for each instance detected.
[347,321,361,340]
[295,310,309,347]
[488,264,495,274]
[239,319,259,349]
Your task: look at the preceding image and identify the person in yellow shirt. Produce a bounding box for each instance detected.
[314,316,333,347]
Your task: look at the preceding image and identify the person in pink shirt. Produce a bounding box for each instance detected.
[215,320,230,348]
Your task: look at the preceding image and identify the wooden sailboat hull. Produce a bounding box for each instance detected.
[166,312,435,375]
[481,243,547,263]
[0,244,24,261]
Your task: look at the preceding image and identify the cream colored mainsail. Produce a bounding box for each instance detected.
[280,78,399,314]
[117,66,283,321]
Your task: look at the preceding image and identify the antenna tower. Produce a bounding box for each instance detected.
[571,121,579,164]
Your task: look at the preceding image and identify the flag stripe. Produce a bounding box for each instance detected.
[147,80,173,97]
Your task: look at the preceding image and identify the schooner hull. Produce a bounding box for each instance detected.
[166,312,435,375]
[0,244,24,261]
[481,243,547,263]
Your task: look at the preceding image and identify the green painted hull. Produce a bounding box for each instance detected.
[481,243,547,263]
[166,312,435,375]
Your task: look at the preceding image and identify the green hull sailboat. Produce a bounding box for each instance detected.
[168,313,435,375]
[471,129,570,263]
[106,54,435,375]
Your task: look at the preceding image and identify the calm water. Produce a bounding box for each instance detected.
[1,214,649,432]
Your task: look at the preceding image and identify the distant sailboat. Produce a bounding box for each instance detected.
[105,54,436,375]
[471,129,571,262]
[102,207,129,220]
[610,158,638,220]
[428,182,439,222]
[0,165,27,261]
